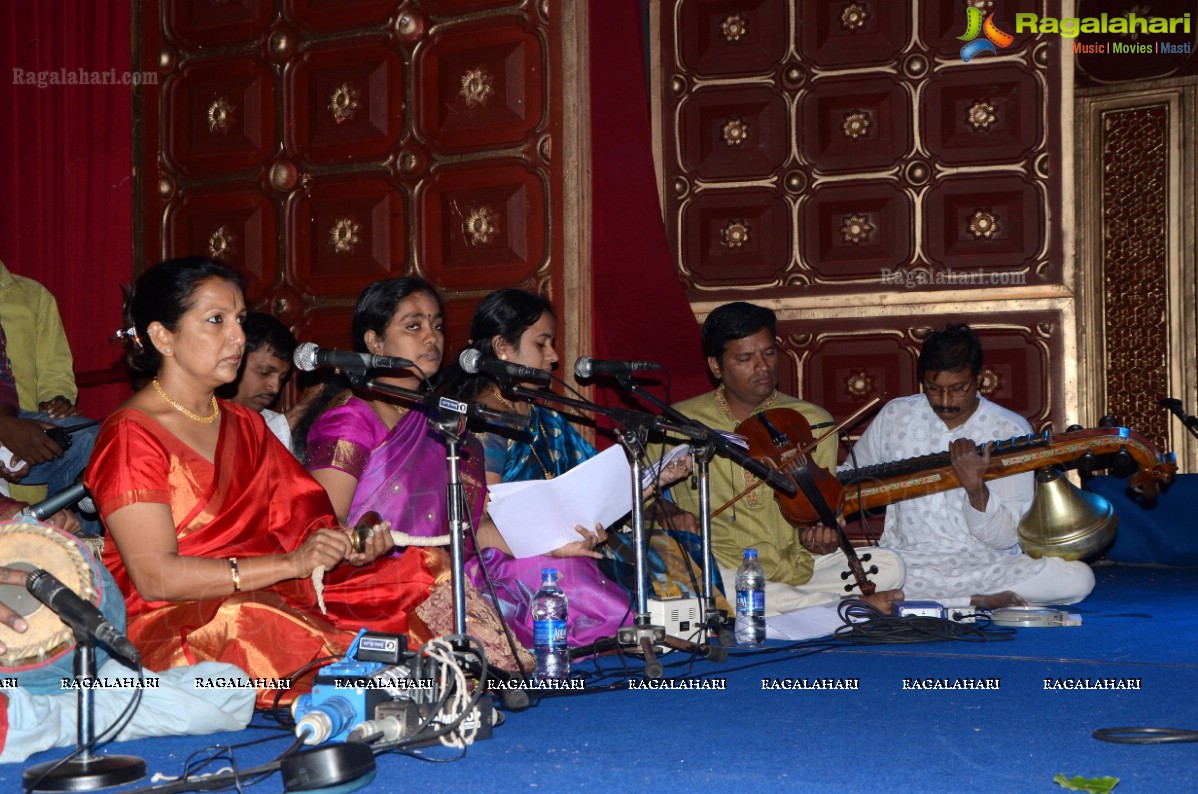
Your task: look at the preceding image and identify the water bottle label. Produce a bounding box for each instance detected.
[736,589,764,615]
[534,619,567,648]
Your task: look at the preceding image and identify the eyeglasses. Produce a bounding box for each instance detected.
[922,381,976,397]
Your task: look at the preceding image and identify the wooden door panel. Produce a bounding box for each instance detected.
[679,190,789,288]
[799,75,911,174]
[414,20,546,152]
[288,175,408,298]
[799,181,913,280]
[800,1,910,68]
[162,57,276,176]
[925,176,1043,270]
[163,186,280,299]
[923,65,1042,165]
[416,162,547,288]
[164,0,274,49]
[677,0,788,76]
[286,40,406,163]
[420,0,518,15]
[284,0,396,31]
[139,1,566,388]
[678,86,789,180]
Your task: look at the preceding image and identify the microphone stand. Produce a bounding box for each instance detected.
[1161,398,1198,442]
[22,630,146,791]
[506,384,731,677]
[342,371,532,708]
[601,374,791,647]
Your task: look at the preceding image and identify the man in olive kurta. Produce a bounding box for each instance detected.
[669,302,904,614]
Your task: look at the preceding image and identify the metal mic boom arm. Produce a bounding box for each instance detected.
[506,384,796,497]
[348,376,530,433]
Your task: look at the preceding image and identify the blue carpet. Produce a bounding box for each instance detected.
[3,564,1196,793]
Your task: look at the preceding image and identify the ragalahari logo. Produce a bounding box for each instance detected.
[959,7,1015,61]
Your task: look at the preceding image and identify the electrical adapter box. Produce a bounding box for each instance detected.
[648,597,704,640]
[894,600,946,619]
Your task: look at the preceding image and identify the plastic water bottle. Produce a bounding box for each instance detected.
[735,548,766,646]
[532,568,570,679]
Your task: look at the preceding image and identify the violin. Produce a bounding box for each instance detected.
[733,408,878,596]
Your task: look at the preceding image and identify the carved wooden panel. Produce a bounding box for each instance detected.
[289,175,407,299]
[139,1,562,363]
[414,20,546,152]
[286,40,406,163]
[163,186,280,302]
[1099,104,1171,453]
[1074,0,1198,87]
[417,162,548,289]
[162,57,276,177]
[656,0,1069,433]
[660,0,1061,297]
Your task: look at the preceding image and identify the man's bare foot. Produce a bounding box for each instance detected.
[860,589,904,614]
[970,591,1026,610]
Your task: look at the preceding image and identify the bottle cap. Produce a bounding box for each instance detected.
[744,548,758,559]
[541,568,559,578]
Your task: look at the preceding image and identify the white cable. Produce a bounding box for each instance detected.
[388,530,448,547]
[420,637,479,749]
[311,530,449,615]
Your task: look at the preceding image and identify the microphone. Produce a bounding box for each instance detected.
[1161,397,1198,429]
[26,569,141,665]
[574,356,663,379]
[17,482,95,522]
[458,348,551,385]
[293,342,415,374]
[428,394,530,432]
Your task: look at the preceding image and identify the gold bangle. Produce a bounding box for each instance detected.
[228,557,241,593]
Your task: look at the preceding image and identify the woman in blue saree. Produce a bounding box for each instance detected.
[443,289,725,648]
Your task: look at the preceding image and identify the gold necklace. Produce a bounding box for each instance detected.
[487,386,516,411]
[152,378,220,424]
[487,387,554,478]
[528,410,557,479]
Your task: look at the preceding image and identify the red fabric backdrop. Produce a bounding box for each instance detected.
[0,0,134,419]
[587,0,711,432]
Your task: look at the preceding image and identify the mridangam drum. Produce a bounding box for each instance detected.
[0,520,124,692]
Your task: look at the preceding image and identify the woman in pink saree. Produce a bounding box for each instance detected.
[307,279,622,653]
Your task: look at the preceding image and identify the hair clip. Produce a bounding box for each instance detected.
[114,326,142,347]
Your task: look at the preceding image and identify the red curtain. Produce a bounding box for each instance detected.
[587,0,711,431]
[0,1,135,419]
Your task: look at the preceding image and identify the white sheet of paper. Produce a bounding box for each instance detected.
[487,445,634,558]
[641,443,691,489]
[764,603,844,641]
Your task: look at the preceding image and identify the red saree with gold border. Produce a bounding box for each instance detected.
[84,402,436,691]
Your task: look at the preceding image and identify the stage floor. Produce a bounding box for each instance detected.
[3,563,1196,793]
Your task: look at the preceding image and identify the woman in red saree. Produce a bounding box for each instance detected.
[84,258,437,697]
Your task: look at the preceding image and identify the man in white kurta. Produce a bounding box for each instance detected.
[845,326,1094,608]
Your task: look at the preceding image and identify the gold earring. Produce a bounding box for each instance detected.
[500,353,508,361]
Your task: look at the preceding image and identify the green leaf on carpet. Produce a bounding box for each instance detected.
[1053,774,1120,792]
